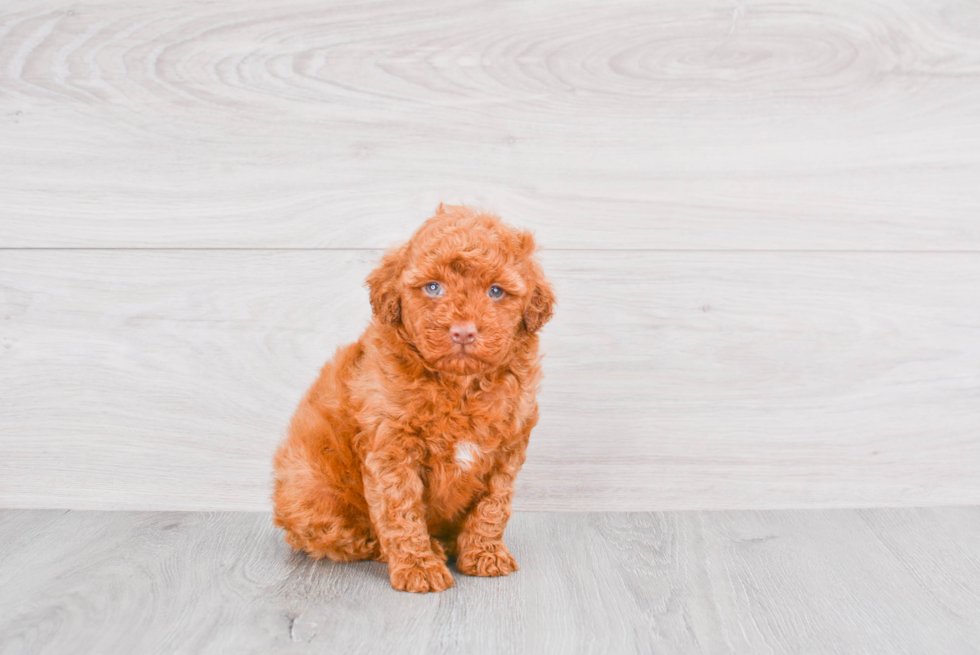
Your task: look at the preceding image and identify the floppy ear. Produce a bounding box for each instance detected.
[517,231,555,334]
[523,277,555,334]
[366,244,408,325]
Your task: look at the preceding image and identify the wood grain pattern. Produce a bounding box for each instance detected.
[1,0,980,249]
[1,508,979,654]
[2,249,977,511]
[2,0,979,513]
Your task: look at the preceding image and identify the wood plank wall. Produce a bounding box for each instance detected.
[1,0,978,511]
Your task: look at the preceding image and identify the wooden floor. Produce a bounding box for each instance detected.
[2,508,979,654]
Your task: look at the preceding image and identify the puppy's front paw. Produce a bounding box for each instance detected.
[389,556,454,593]
[456,540,519,577]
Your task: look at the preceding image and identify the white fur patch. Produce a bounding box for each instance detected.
[454,441,479,471]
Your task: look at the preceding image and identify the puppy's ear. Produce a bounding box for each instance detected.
[523,277,555,334]
[518,231,555,334]
[366,244,408,325]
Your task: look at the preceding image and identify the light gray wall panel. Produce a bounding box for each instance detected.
[1,0,979,249]
[1,250,977,511]
[2,0,977,511]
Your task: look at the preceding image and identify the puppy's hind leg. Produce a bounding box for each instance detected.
[279,512,377,563]
[273,470,378,561]
[274,481,377,563]
[272,400,378,562]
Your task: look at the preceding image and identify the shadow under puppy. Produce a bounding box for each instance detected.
[272,205,555,593]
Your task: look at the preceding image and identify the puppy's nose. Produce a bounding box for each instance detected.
[450,322,478,345]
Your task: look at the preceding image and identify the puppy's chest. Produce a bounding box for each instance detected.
[420,419,497,518]
[410,388,523,520]
[415,395,516,474]
[423,412,507,473]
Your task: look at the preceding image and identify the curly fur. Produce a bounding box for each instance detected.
[272,205,555,593]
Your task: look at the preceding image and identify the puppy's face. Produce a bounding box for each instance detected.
[367,206,554,375]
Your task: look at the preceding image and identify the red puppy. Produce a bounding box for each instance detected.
[272,204,555,592]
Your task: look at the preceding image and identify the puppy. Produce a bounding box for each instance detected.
[272,204,555,593]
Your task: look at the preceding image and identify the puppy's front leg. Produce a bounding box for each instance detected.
[362,442,454,593]
[455,444,525,577]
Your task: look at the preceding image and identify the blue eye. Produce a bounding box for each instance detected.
[488,285,505,300]
[423,282,444,297]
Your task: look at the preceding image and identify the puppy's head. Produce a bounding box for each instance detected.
[366,205,555,375]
